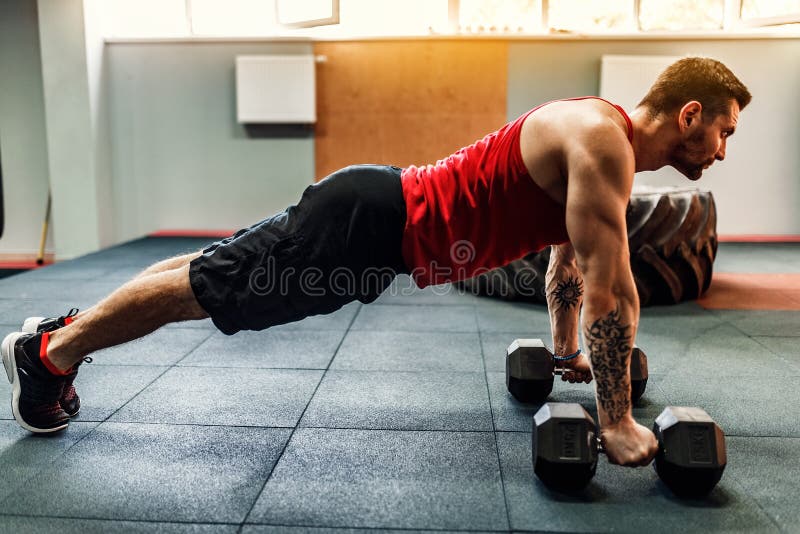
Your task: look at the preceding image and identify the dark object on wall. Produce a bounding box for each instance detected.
[243,123,314,139]
[459,187,718,307]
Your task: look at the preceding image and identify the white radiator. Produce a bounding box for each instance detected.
[235,55,316,124]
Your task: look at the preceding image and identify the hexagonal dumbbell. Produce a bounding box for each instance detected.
[531,402,599,492]
[506,339,648,404]
[532,402,727,497]
[652,406,727,498]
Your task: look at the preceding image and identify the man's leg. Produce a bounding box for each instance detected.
[45,264,208,372]
[14,251,205,419]
[67,251,203,321]
[131,251,202,280]
[5,165,407,433]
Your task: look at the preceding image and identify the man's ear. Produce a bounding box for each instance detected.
[678,101,703,132]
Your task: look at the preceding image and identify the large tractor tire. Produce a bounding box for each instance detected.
[459,186,718,307]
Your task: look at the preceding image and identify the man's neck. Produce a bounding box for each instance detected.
[628,107,677,173]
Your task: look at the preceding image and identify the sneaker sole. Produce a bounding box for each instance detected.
[1,332,69,434]
[22,317,44,334]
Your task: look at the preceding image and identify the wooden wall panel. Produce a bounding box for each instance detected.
[313,40,508,180]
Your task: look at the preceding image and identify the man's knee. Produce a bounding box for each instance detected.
[164,264,208,321]
[138,251,203,279]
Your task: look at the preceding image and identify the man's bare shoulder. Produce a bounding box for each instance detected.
[522,99,632,160]
[552,99,628,144]
[519,99,634,205]
[561,102,636,248]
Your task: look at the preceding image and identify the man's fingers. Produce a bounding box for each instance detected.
[606,449,657,467]
[561,370,591,383]
[638,449,656,467]
[646,443,659,465]
[611,456,649,468]
[608,453,634,467]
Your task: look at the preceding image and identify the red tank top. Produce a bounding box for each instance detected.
[400,97,633,288]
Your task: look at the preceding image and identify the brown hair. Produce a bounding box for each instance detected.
[638,57,751,120]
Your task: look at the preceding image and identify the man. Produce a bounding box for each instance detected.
[3,57,750,468]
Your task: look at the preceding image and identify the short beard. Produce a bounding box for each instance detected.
[672,128,709,180]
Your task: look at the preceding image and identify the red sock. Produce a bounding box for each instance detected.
[38,332,71,376]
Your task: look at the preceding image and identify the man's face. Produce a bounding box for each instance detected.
[671,100,740,181]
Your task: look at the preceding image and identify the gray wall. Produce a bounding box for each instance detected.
[84,0,115,249]
[38,0,113,259]
[0,0,51,256]
[107,43,315,243]
[508,39,800,235]
[3,31,799,260]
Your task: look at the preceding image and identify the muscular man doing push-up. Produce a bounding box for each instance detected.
[2,57,750,468]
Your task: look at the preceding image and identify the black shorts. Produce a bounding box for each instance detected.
[189,165,409,335]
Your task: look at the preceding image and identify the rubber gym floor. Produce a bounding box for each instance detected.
[0,236,797,533]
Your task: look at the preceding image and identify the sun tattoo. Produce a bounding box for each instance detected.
[553,276,584,310]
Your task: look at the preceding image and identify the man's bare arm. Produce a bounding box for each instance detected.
[545,243,590,383]
[565,127,637,425]
[564,120,657,466]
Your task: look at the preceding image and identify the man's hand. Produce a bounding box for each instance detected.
[558,351,592,384]
[600,417,659,467]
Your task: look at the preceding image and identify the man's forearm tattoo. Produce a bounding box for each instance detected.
[584,307,632,424]
[552,277,584,310]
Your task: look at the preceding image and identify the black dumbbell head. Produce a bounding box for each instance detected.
[532,403,598,491]
[630,346,649,403]
[653,406,727,498]
[506,339,555,403]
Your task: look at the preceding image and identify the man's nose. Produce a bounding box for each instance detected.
[715,140,726,161]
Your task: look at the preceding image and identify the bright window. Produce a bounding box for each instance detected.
[189,0,276,36]
[639,0,725,31]
[458,0,542,33]
[99,0,188,38]
[95,0,800,39]
[547,0,633,32]
[741,0,800,24]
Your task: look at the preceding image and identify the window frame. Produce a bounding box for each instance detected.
[275,0,340,29]
[528,0,797,33]
[103,0,800,40]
